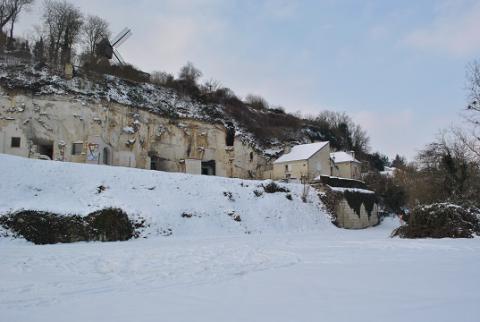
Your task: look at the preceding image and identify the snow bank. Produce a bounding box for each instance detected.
[0,154,332,239]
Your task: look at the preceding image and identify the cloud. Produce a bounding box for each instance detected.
[403,1,480,56]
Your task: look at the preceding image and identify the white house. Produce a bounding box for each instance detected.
[272,142,331,181]
[330,151,362,180]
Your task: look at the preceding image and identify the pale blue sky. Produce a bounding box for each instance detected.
[18,0,480,159]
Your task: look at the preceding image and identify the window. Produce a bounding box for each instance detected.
[10,137,20,148]
[250,152,254,162]
[225,122,235,147]
[72,143,83,155]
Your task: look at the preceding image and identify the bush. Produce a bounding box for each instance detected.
[245,94,269,110]
[262,181,290,193]
[0,208,137,244]
[83,61,150,83]
[392,203,480,238]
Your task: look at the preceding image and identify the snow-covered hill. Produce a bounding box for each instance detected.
[0,154,332,240]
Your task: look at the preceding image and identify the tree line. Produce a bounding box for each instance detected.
[364,64,480,213]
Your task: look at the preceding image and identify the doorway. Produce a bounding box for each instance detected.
[201,160,216,176]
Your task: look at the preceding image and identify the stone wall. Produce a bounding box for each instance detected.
[0,89,269,179]
[335,199,379,229]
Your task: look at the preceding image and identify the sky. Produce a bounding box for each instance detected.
[16,0,480,160]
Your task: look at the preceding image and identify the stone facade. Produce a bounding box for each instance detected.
[0,89,269,179]
[334,199,379,229]
[331,161,362,181]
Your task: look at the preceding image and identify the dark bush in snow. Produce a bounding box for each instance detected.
[0,208,137,244]
[262,181,290,194]
[392,203,480,239]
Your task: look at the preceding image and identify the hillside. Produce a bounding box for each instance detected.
[0,154,332,241]
[0,62,351,158]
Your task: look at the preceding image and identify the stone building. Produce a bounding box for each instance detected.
[271,142,331,181]
[330,151,362,180]
[272,142,379,229]
[271,142,363,181]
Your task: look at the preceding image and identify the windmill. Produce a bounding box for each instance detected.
[96,27,132,65]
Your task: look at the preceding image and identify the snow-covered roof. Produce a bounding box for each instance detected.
[330,151,361,164]
[274,142,329,163]
[380,166,397,177]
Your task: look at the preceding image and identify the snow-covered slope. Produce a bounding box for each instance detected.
[0,154,332,239]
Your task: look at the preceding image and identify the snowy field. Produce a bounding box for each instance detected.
[1,154,479,322]
[2,219,479,322]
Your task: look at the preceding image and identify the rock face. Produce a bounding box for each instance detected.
[392,203,480,239]
[0,208,136,244]
[0,90,270,179]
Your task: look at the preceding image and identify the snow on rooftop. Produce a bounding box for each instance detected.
[330,151,360,163]
[274,142,329,163]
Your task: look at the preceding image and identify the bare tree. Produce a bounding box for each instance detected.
[202,78,221,94]
[81,14,109,59]
[42,0,83,65]
[414,131,480,205]
[178,61,202,84]
[150,70,173,86]
[314,110,370,154]
[462,61,480,158]
[244,94,269,110]
[0,0,34,47]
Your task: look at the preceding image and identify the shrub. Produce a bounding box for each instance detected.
[244,94,269,110]
[0,208,137,244]
[83,61,150,83]
[392,203,480,238]
[150,71,174,86]
[262,181,290,193]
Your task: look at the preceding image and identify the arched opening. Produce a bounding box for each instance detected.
[225,122,235,147]
[102,147,110,165]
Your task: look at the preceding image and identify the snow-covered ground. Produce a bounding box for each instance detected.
[1,218,479,322]
[1,154,479,322]
[0,154,331,237]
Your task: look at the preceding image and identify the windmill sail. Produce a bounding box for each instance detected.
[113,48,125,65]
[111,28,132,48]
